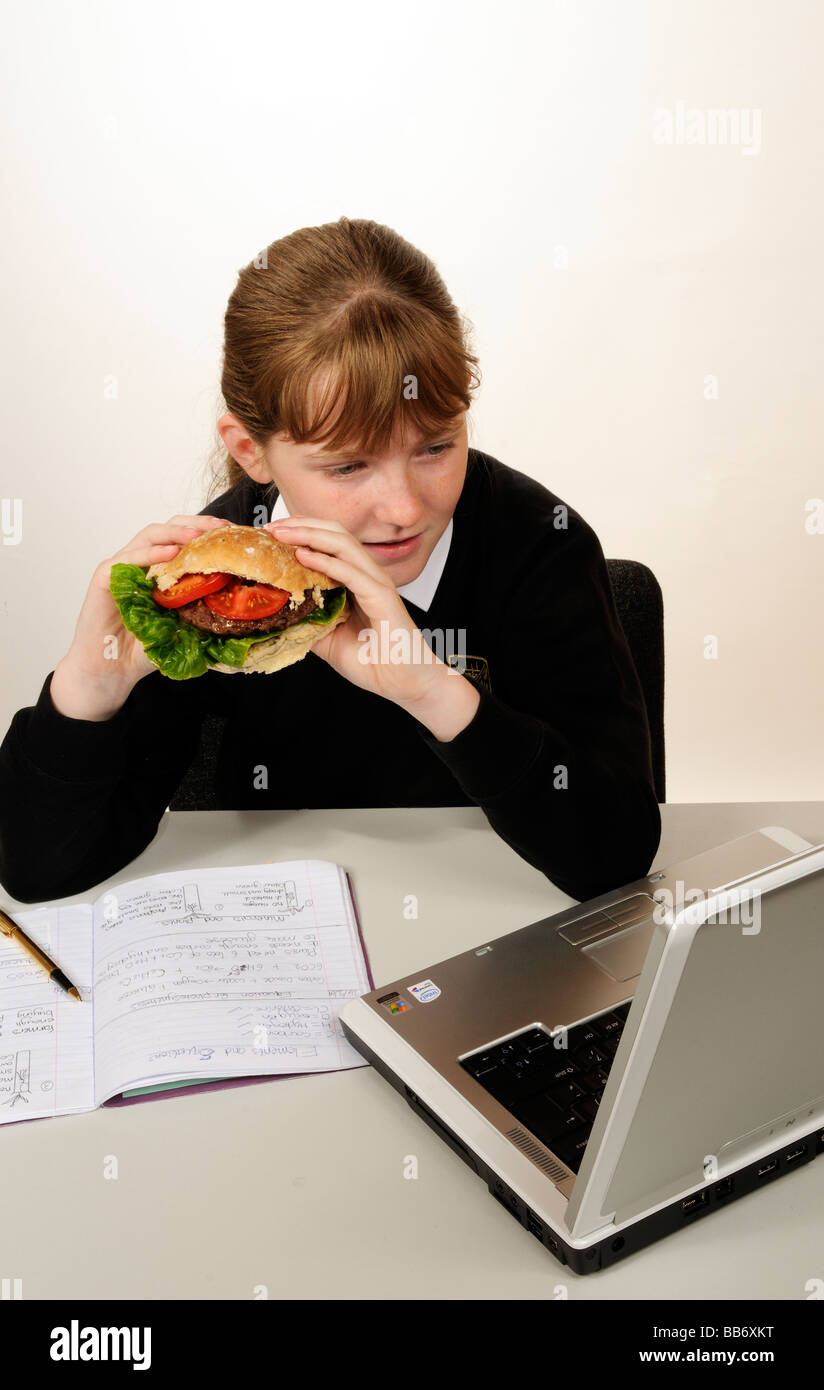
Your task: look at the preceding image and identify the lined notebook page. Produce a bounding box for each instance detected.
[91,861,370,1105]
[0,905,95,1124]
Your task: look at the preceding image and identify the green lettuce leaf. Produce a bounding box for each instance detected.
[305,587,346,624]
[109,565,345,680]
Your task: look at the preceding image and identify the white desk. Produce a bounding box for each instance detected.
[3,802,823,1299]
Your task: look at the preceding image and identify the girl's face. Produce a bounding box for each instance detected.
[254,413,469,588]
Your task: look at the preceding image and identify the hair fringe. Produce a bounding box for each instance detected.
[200,217,481,504]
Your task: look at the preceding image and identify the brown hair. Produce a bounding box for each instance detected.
[203,217,481,505]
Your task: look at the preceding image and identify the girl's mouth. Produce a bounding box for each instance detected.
[362,532,423,558]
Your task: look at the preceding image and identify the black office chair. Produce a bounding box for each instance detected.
[605,557,666,804]
[169,558,665,810]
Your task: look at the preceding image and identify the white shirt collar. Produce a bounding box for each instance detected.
[269,491,452,613]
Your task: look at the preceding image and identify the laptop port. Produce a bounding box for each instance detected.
[492,1180,519,1214]
[757,1157,779,1177]
[784,1143,807,1164]
[681,1190,709,1214]
[526,1212,543,1240]
[713,1176,734,1198]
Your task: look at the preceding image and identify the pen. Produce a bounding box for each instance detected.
[0,905,82,1000]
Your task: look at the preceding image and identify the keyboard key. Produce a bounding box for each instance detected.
[512,1095,567,1147]
[522,1029,551,1053]
[520,1104,583,1148]
[544,1056,582,1083]
[579,1066,608,1095]
[475,1067,522,1107]
[571,1094,600,1124]
[464,1052,499,1078]
[544,1116,583,1146]
[501,1054,534,1079]
[572,1024,602,1047]
[546,1077,586,1108]
[506,1044,579,1088]
[512,1090,561,1120]
[554,1108,588,1135]
[599,1036,620,1058]
[593,1012,624,1038]
[573,1043,609,1069]
[552,1126,590,1169]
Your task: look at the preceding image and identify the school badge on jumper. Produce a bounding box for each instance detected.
[447,653,491,691]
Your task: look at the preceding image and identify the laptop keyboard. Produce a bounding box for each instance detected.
[459,1002,631,1175]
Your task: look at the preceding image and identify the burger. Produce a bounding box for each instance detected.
[109,522,349,679]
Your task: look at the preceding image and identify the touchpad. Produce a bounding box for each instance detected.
[582,921,656,982]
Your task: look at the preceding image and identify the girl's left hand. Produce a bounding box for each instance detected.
[263,517,443,706]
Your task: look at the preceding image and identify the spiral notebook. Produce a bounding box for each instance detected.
[0,859,373,1124]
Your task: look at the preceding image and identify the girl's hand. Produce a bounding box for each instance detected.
[264,517,445,707]
[265,517,481,740]
[51,515,228,716]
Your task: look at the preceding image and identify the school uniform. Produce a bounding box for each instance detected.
[0,449,661,903]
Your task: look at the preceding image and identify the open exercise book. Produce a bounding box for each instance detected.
[0,860,373,1125]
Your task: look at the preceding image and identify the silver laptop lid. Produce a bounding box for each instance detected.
[565,840,824,1239]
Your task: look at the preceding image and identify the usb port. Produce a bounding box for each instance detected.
[681,1190,709,1213]
[784,1143,806,1164]
[757,1157,779,1176]
[526,1213,543,1239]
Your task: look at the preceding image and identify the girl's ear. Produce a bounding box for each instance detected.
[217,412,273,485]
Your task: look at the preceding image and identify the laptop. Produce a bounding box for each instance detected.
[340,825,824,1273]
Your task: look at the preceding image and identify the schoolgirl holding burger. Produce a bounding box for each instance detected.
[0,217,660,904]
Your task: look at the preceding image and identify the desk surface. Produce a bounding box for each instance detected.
[4,802,823,1300]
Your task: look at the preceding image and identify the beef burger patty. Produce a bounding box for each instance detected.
[177,586,320,638]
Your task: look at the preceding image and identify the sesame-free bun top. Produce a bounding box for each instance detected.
[146,522,336,605]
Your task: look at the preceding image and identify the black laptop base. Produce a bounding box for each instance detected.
[342,1017,824,1275]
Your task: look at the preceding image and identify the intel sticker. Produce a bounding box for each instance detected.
[408,979,441,1003]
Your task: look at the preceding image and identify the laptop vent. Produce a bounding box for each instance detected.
[505,1126,570,1183]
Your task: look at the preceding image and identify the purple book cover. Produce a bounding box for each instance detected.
[103,869,374,1108]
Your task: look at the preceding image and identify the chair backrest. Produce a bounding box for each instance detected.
[170,558,666,810]
[605,558,666,804]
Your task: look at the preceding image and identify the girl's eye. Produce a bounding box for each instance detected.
[328,441,453,479]
[328,461,364,478]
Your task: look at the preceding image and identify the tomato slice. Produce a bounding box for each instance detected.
[152,572,232,608]
[203,577,291,620]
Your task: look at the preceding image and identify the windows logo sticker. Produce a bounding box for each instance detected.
[378,992,411,1015]
[407,979,441,1003]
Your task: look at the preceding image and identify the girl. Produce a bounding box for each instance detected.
[0,217,660,904]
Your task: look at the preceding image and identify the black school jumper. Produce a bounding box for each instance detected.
[0,449,661,904]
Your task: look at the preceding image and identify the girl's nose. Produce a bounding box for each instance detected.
[375,483,425,529]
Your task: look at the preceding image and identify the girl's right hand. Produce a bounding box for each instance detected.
[50,515,227,718]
